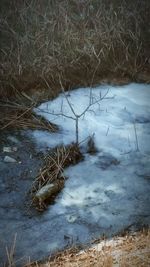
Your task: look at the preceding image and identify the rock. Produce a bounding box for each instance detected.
[3,147,12,153]
[4,156,17,163]
[35,181,64,202]
[3,146,17,152]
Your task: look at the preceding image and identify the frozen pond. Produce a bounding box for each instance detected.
[0,83,150,266]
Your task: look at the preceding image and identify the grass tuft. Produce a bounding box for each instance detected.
[31,143,83,210]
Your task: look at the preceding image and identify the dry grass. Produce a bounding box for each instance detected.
[3,229,150,267]
[0,101,58,131]
[5,234,17,267]
[0,0,149,100]
[28,229,150,267]
[31,143,83,210]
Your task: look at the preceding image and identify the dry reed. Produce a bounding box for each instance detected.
[0,0,149,100]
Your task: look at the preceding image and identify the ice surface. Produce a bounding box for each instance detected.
[33,83,150,156]
[1,83,149,265]
[32,83,150,232]
[32,83,150,233]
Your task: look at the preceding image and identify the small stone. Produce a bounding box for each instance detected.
[4,156,17,163]
[35,182,63,202]
[3,146,17,153]
[3,147,12,153]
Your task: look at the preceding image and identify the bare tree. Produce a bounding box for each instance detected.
[37,77,114,145]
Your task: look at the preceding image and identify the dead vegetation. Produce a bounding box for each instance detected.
[31,143,83,210]
[3,229,150,266]
[0,0,150,100]
[0,100,58,131]
[26,229,150,267]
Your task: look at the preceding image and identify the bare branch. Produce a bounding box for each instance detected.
[79,89,114,118]
[59,75,77,117]
[36,107,76,121]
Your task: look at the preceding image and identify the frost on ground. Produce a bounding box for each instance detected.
[31,83,150,236]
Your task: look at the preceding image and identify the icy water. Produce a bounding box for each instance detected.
[0,83,150,266]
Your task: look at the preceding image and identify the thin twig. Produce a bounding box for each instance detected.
[133,121,139,152]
